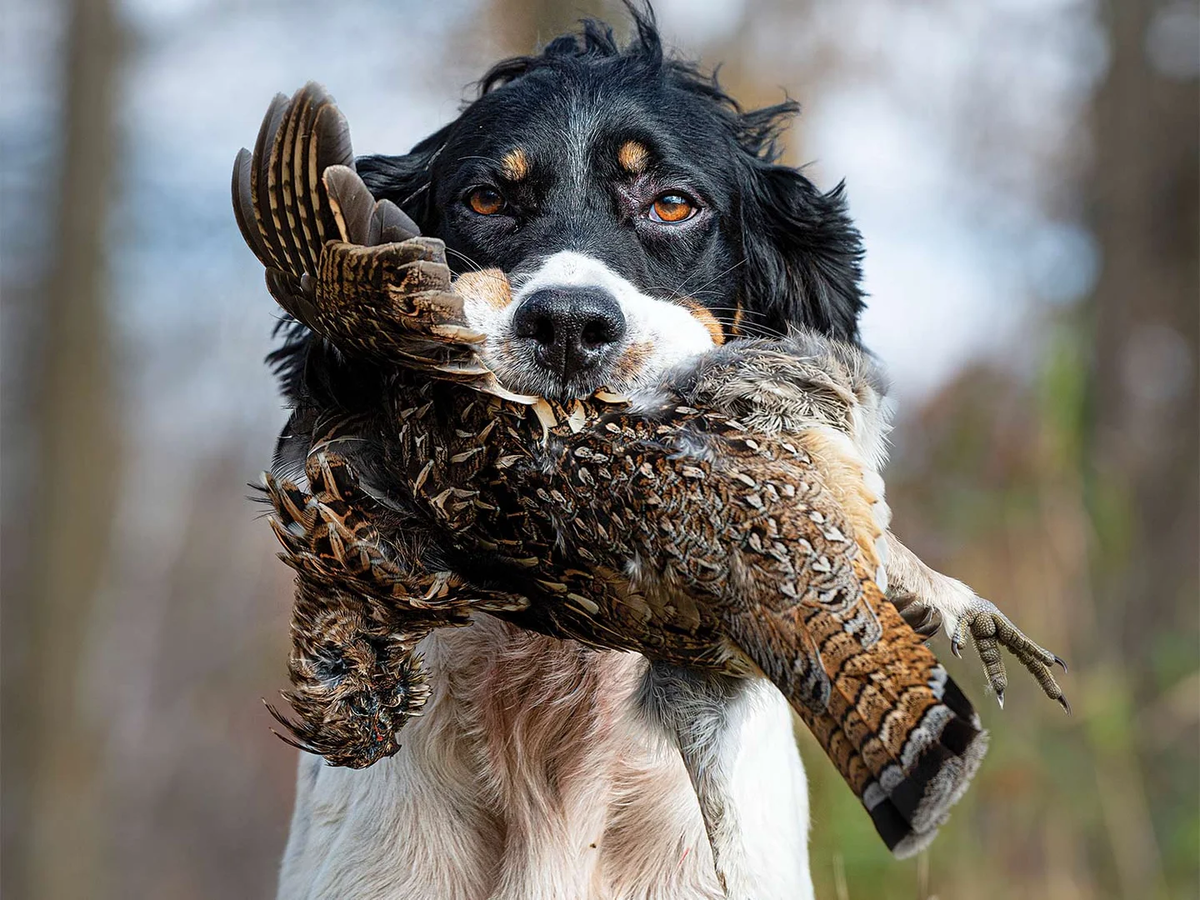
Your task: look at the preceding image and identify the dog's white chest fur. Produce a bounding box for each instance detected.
[277,616,813,900]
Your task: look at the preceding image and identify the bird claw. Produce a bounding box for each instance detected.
[949,598,1068,713]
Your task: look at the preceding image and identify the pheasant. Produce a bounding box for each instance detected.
[235,83,1067,875]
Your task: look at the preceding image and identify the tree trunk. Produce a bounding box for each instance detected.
[5,0,124,896]
[483,0,621,57]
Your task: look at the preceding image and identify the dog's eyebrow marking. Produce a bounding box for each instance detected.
[500,148,531,182]
[617,140,650,175]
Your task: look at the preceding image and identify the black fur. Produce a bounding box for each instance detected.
[272,4,864,418]
[359,6,862,339]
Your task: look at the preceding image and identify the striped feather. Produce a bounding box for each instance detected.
[230,81,535,401]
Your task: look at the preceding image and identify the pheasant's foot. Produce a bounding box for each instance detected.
[948,599,1069,713]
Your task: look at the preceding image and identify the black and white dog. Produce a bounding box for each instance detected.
[277,8,865,899]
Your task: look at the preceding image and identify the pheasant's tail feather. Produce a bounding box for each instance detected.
[788,571,986,857]
[715,437,987,857]
[792,425,986,854]
[232,83,527,397]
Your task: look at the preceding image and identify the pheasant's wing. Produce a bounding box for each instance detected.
[261,440,444,769]
[232,82,531,399]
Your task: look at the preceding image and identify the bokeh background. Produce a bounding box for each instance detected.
[2,0,1196,897]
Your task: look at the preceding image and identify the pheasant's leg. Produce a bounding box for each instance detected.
[637,663,757,900]
[884,532,1068,711]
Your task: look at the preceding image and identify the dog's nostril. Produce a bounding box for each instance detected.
[530,315,556,347]
[513,288,626,376]
[581,316,620,348]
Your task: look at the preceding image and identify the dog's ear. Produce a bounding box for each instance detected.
[737,159,866,343]
[355,124,453,233]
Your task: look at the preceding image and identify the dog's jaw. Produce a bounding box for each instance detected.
[460,250,717,400]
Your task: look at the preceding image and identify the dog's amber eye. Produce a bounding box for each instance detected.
[467,186,505,216]
[650,193,695,223]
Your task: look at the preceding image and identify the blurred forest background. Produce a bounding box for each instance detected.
[2,0,1196,897]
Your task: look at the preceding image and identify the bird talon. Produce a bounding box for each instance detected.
[949,618,968,659]
[1057,694,1071,715]
[952,599,1070,711]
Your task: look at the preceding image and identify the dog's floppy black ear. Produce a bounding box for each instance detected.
[737,159,866,343]
[356,123,453,233]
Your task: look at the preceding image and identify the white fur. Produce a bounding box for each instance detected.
[466,250,716,394]
[722,683,814,899]
[277,616,813,899]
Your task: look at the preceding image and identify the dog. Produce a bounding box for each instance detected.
[274,8,865,899]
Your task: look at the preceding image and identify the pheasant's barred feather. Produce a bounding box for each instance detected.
[235,82,999,858]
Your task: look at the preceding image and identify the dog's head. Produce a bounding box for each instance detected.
[357,6,864,401]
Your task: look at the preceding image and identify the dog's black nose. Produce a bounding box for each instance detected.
[513,288,627,378]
